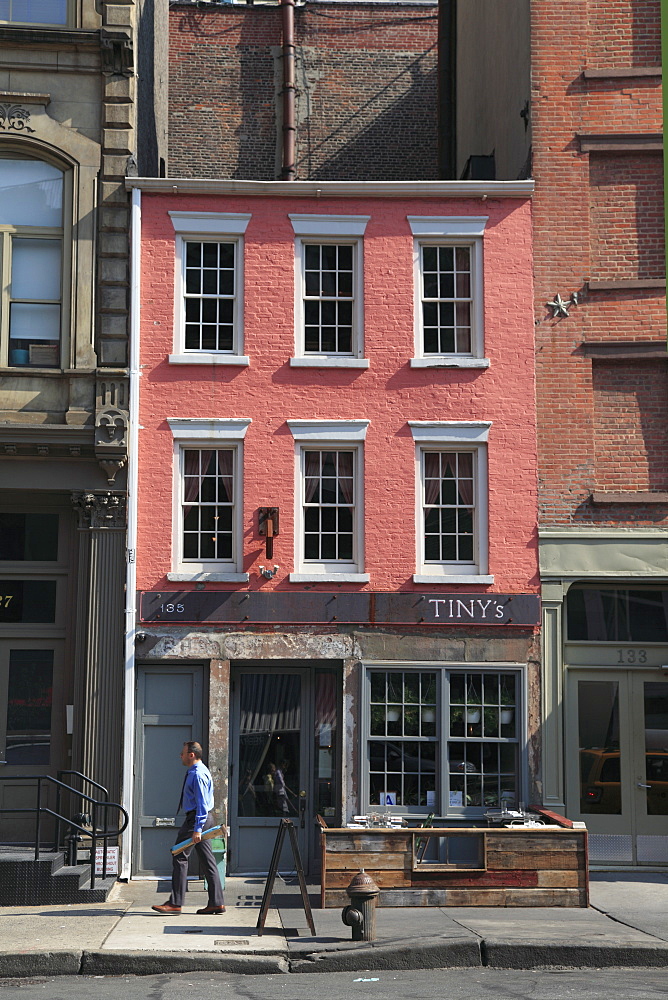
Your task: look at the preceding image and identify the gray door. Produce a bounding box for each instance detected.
[134,664,204,875]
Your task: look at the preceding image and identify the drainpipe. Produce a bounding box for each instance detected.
[120,185,142,880]
[281,0,296,180]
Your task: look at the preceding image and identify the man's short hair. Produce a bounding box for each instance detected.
[183,741,203,759]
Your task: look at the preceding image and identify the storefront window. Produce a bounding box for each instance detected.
[567,587,668,643]
[367,668,521,815]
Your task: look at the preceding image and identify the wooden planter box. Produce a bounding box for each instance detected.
[319,822,588,908]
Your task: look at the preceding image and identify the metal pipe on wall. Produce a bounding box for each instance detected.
[281,0,296,180]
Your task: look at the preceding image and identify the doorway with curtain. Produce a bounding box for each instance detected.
[229,664,340,875]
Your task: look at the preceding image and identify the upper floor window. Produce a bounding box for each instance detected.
[0,155,64,369]
[0,0,68,24]
[287,420,369,583]
[289,215,369,369]
[168,211,250,366]
[167,417,251,583]
[410,421,493,585]
[408,217,488,369]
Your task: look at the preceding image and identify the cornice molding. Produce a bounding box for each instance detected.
[127,178,535,199]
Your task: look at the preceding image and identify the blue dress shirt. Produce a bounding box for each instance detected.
[181,760,215,832]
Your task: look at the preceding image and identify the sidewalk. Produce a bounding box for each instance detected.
[0,872,667,978]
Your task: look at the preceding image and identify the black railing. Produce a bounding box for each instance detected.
[0,772,128,889]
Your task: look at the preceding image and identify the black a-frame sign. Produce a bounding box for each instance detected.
[256,819,316,936]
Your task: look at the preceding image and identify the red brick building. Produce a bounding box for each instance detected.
[456,0,668,867]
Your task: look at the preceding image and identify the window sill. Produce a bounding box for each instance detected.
[410,357,490,369]
[289,572,370,583]
[167,571,249,582]
[168,354,250,366]
[413,574,495,585]
[289,357,370,369]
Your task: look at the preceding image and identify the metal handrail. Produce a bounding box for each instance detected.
[0,773,128,890]
[54,770,109,861]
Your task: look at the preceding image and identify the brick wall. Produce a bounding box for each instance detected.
[136,191,538,594]
[587,0,661,68]
[532,0,667,527]
[169,2,439,180]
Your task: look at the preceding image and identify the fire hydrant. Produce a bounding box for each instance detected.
[342,869,380,941]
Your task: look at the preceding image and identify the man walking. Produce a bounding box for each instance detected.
[152,741,225,915]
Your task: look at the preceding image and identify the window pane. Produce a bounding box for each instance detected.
[10,303,60,341]
[0,580,57,623]
[578,680,621,815]
[0,512,58,560]
[6,649,53,765]
[12,238,61,300]
[567,588,668,642]
[3,0,67,22]
[0,157,63,225]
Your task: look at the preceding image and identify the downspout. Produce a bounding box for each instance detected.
[281,0,296,180]
[121,185,141,879]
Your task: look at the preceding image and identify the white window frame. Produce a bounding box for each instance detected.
[167,417,251,582]
[168,212,251,366]
[289,214,369,368]
[287,419,369,582]
[409,421,493,584]
[408,217,488,369]
[361,661,527,819]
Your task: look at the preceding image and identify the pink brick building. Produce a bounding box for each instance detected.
[128,178,539,879]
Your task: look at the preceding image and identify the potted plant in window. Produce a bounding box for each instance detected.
[500,680,515,725]
[466,681,482,724]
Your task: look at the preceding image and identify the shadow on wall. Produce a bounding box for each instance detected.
[298,61,438,181]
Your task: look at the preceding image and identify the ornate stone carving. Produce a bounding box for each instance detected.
[72,491,127,530]
[0,104,35,134]
[95,375,129,482]
[100,30,134,77]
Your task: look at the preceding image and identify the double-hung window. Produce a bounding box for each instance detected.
[408,217,488,368]
[289,215,369,368]
[167,417,251,582]
[0,0,69,24]
[366,665,523,817]
[410,421,493,584]
[287,420,369,582]
[169,212,250,366]
[1,155,66,369]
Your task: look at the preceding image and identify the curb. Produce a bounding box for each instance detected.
[0,952,83,979]
[483,942,668,969]
[289,938,482,973]
[81,951,289,976]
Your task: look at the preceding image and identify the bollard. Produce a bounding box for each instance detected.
[341,869,380,941]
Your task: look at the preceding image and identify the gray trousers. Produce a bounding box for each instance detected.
[169,810,224,908]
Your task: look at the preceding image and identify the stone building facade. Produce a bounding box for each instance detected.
[0,0,166,833]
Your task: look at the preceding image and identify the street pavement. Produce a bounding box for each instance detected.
[0,872,667,978]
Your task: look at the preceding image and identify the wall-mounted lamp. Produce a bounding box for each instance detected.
[259,564,280,580]
[258,507,280,559]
